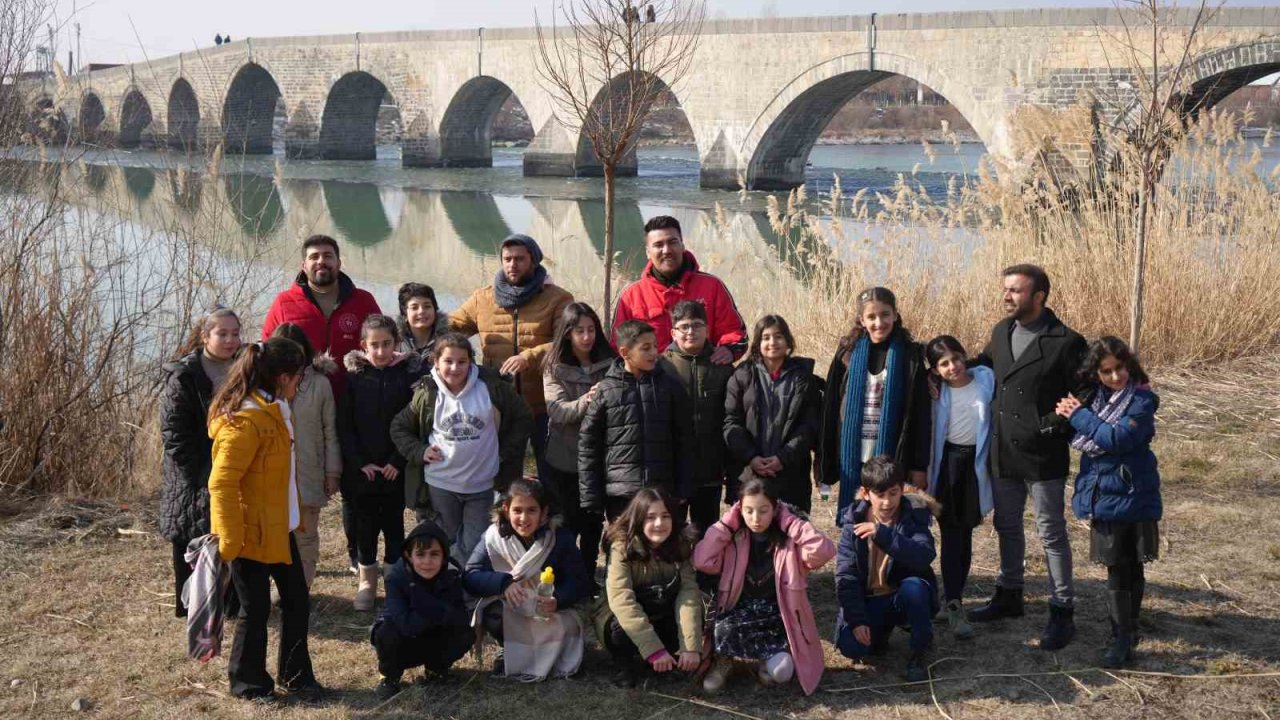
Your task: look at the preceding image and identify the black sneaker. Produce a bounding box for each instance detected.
[1039,604,1076,651]
[418,668,458,685]
[285,681,330,704]
[968,586,1024,623]
[375,677,401,701]
[905,652,929,683]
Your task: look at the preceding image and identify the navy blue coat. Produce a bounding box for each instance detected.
[1069,387,1162,523]
[376,558,469,638]
[463,525,590,609]
[834,494,938,632]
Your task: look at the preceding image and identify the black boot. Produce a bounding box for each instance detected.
[1039,604,1076,651]
[967,586,1024,623]
[1130,575,1146,647]
[1103,591,1133,668]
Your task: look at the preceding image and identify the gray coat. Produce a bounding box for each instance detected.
[292,354,343,507]
[543,359,613,473]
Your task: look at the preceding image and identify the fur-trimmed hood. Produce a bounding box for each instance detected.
[841,487,941,526]
[343,348,422,375]
[310,351,338,376]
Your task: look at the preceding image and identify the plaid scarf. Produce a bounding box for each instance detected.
[1070,383,1137,458]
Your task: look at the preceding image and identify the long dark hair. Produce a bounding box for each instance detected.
[270,322,316,365]
[495,478,551,538]
[738,476,788,552]
[544,301,616,373]
[208,338,306,423]
[1077,336,1150,388]
[748,314,796,362]
[838,286,913,353]
[176,307,241,358]
[605,487,691,563]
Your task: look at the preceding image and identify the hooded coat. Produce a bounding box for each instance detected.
[834,494,940,634]
[159,350,215,542]
[578,359,696,513]
[723,356,823,509]
[543,358,614,473]
[1069,386,1163,523]
[376,521,470,638]
[208,394,296,565]
[692,503,836,696]
[339,350,422,498]
[261,271,382,395]
[292,354,342,507]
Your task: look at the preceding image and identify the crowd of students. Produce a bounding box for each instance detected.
[160,221,1164,703]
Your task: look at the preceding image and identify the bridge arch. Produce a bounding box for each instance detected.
[737,52,987,190]
[318,71,396,161]
[573,70,697,178]
[78,92,105,144]
[168,78,200,151]
[439,76,530,167]
[1175,41,1280,120]
[118,89,154,149]
[223,62,283,155]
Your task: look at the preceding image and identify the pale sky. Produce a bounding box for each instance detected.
[48,0,1260,67]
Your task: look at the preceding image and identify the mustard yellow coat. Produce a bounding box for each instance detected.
[208,393,296,564]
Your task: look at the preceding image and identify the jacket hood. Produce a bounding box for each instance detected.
[841,488,940,526]
[343,349,422,374]
[404,519,453,558]
[311,352,339,376]
[396,312,451,345]
[162,349,204,375]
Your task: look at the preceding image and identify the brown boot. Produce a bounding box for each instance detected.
[354,564,379,611]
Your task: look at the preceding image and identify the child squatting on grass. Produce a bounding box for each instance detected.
[370,520,474,700]
[594,487,704,688]
[1059,336,1163,669]
[833,456,940,683]
[924,335,996,641]
[464,478,590,682]
[693,477,836,696]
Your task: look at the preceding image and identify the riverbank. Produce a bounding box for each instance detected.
[1,353,1277,719]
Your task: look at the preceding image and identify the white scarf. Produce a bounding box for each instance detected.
[471,524,583,681]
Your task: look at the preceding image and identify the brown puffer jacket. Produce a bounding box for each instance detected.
[449,283,574,414]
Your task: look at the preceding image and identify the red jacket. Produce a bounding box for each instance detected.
[261,272,382,395]
[611,252,747,357]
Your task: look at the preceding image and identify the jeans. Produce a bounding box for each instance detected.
[354,493,404,566]
[227,535,315,698]
[835,577,934,658]
[992,476,1074,607]
[372,621,473,680]
[430,485,493,564]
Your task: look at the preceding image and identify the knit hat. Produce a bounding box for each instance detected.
[500,233,544,265]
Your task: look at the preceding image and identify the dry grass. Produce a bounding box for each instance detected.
[1,357,1278,719]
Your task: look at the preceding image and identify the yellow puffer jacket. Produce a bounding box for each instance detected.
[449,283,574,414]
[208,393,296,565]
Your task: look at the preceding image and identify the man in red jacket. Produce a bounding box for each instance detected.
[611,216,746,365]
[262,234,381,574]
[262,235,382,394]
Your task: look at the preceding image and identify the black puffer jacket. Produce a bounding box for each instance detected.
[723,356,823,512]
[658,344,733,489]
[159,351,215,542]
[579,359,695,513]
[339,350,423,498]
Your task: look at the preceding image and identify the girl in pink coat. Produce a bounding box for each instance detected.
[692,477,836,695]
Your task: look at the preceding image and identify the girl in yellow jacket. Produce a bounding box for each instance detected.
[207,337,324,702]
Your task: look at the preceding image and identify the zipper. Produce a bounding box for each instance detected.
[512,307,522,395]
[638,374,648,486]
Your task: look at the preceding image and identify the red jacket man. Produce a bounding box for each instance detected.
[262,235,382,395]
[611,216,747,362]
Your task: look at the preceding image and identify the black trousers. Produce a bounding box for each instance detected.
[354,493,404,566]
[227,534,316,698]
[372,621,473,680]
[544,467,604,580]
[341,492,356,564]
[688,486,723,538]
[602,613,680,665]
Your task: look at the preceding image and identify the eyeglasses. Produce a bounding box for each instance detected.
[673,322,707,334]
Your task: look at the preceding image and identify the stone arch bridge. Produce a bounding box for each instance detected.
[16,6,1280,189]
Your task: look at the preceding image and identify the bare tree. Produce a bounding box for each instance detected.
[535,0,705,324]
[1094,0,1221,352]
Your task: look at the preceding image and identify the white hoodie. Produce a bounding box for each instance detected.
[424,365,500,495]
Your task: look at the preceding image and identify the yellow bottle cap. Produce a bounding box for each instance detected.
[540,566,555,585]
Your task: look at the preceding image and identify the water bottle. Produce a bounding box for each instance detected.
[819,484,832,503]
[535,566,555,621]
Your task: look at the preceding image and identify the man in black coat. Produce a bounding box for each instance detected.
[967,264,1088,651]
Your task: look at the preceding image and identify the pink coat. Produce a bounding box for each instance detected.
[692,502,836,695]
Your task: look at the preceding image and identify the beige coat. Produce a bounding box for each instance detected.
[292,355,342,507]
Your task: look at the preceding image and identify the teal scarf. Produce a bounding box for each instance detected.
[837,333,907,524]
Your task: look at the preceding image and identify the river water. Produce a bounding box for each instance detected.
[4,138,1277,322]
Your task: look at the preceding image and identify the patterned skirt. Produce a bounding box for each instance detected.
[712,598,789,661]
